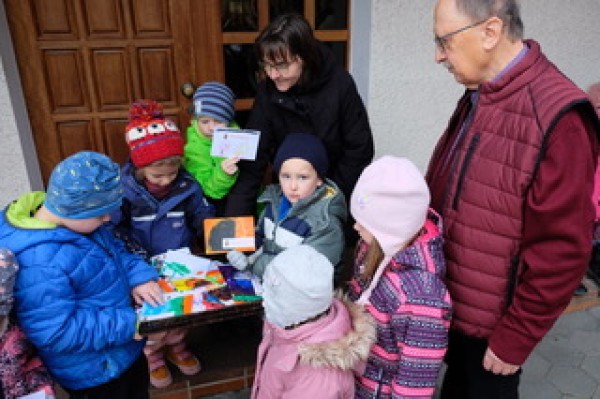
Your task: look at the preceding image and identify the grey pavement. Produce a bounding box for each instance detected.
[200,305,600,399]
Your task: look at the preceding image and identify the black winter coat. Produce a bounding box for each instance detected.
[224,43,374,216]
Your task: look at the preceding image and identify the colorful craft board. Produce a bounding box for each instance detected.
[137,248,262,325]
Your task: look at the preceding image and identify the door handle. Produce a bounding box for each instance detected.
[181,82,196,99]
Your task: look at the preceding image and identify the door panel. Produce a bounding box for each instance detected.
[6,0,198,182]
[92,50,133,110]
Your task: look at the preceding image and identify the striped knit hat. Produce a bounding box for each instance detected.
[192,82,235,123]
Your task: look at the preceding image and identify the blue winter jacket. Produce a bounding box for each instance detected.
[0,192,159,390]
[110,162,216,256]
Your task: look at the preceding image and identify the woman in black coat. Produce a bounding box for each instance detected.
[224,13,374,219]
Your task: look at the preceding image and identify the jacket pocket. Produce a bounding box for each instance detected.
[452,133,480,210]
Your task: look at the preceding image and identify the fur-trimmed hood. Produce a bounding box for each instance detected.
[251,294,376,398]
[297,294,375,370]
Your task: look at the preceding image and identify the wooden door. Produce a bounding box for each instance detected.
[6,0,350,183]
[5,0,210,183]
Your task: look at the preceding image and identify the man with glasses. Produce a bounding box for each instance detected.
[426,0,600,397]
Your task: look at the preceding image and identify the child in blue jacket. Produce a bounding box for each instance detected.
[0,151,162,399]
[110,99,215,388]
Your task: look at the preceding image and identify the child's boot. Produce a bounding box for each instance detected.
[147,351,173,388]
[166,342,201,375]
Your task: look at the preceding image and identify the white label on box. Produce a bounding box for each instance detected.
[222,237,255,249]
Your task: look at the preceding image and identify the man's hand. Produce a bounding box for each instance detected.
[483,347,520,375]
[132,281,164,307]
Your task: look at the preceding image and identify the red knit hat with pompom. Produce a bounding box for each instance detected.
[125,99,184,167]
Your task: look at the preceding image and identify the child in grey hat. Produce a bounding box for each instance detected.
[251,245,375,399]
[0,248,55,399]
[0,151,162,399]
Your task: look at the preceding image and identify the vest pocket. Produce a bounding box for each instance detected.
[452,133,480,210]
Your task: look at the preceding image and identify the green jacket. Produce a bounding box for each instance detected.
[183,122,239,200]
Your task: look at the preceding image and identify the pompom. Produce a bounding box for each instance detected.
[128,99,164,123]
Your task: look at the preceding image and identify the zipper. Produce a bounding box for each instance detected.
[452,133,480,210]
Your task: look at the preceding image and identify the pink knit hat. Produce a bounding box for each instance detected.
[350,156,430,256]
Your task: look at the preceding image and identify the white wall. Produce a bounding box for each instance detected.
[0,59,32,208]
[358,0,600,171]
[0,1,42,209]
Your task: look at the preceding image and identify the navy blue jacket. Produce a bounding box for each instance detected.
[110,163,215,256]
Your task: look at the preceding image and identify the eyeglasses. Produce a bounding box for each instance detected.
[259,59,295,74]
[434,19,487,52]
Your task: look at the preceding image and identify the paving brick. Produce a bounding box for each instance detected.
[547,365,597,398]
[522,350,551,378]
[519,374,561,399]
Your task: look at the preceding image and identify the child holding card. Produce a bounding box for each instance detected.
[110,99,215,389]
[227,133,347,281]
[183,82,241,208]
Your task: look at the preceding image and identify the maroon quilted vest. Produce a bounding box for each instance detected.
[427,40,596,338]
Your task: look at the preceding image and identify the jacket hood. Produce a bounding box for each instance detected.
[296,296,375,370]
[1,192,78,255]
[296,42,337,94]
[4,192,53,229]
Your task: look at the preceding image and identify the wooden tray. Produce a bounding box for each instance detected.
[138,300,263,334]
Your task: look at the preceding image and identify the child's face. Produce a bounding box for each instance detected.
[142,164,179,187]
[278,158,322,203]
[62,214,111,234]
[353,222,374,244]
[195,117,227,138]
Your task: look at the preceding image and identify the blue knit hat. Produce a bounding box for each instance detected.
[192,81,235,122]
[45,151,123,219]
[273,133,329,178]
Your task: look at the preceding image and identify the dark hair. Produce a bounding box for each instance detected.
[254,13,321,87]
[455,0,523,40]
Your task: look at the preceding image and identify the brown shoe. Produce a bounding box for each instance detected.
[149,359,173,388]
[166,344,201,375]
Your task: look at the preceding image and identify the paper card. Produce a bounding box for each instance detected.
[210,128,260,160]
[204,216,256,254]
